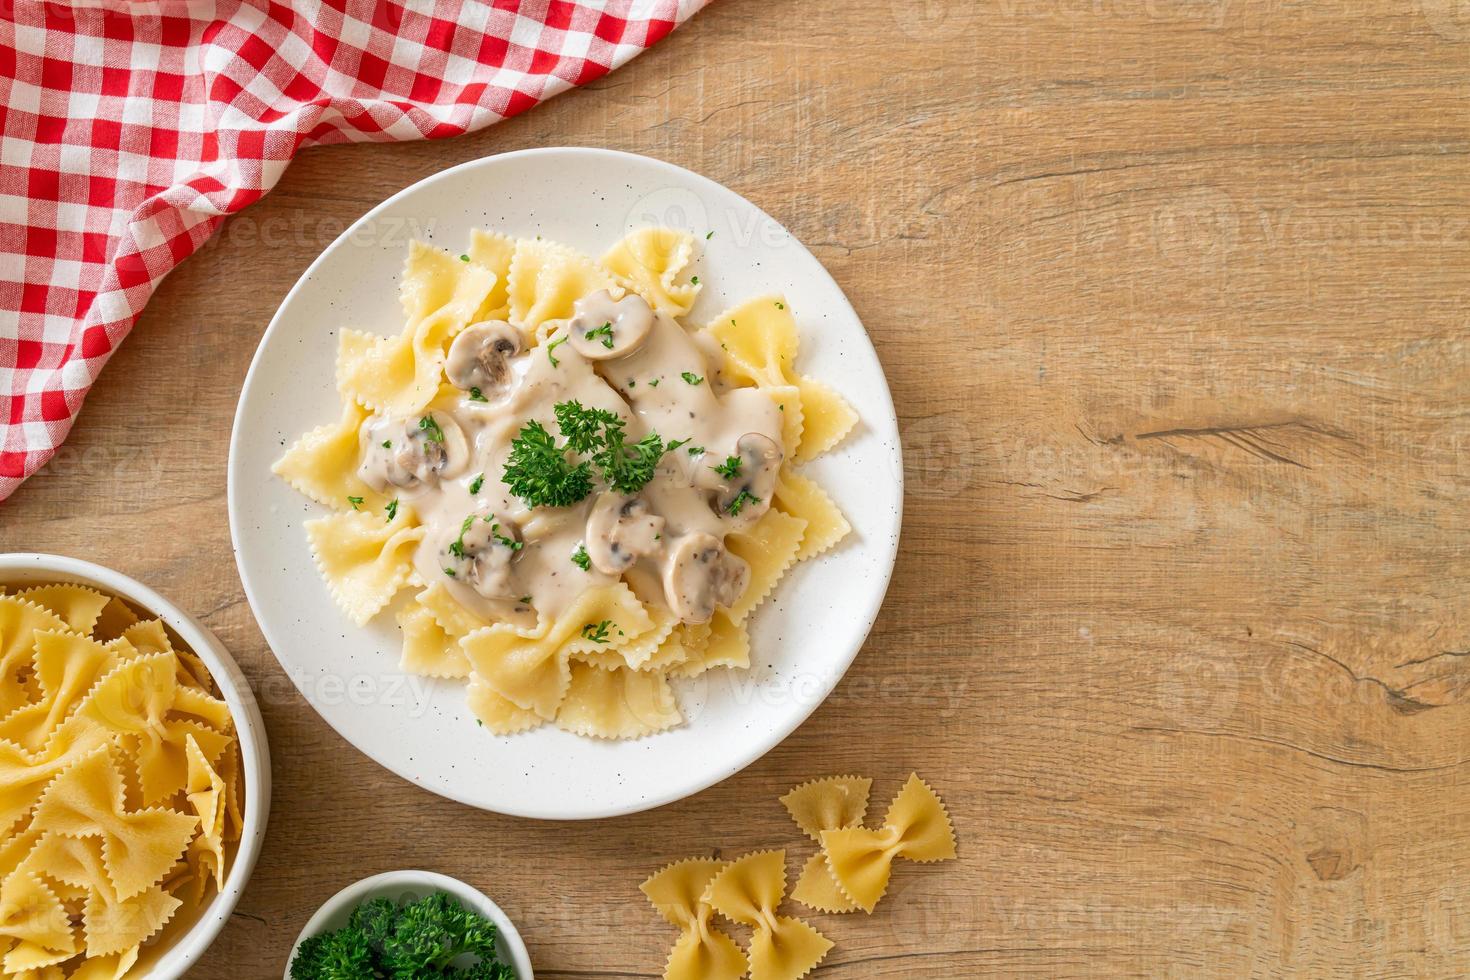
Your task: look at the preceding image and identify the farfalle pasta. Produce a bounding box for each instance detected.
[640,858,746,980]
[703,851,832,980]
[781,775,872,914]
[0,586,244,977]
[337,241,496,415]
[602,227,700,315]
[704,297,859,463]
[643,773,959,977]
[820,773,957,913]
[275,227,855,740]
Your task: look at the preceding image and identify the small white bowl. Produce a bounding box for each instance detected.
[284,870,534,979]
[0,552,271,980]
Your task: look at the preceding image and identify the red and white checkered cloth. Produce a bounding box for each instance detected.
[0,0,708,502]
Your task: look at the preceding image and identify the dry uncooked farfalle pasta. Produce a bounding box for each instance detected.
[702,851,832,980]
[820,773,957,913]
[0,585,244,977]
[641,773,958,978]
[32,745,199,902]
[780,775,872,914]
[639,858,746,980]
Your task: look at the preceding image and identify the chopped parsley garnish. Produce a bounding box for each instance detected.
[448,514,474,559]
[290,884,508,978]
[385,499,399,521]
[502,419,594,508]
[713,455,742,479]
[546,335,568,367]
[596,428,666,495]
[626,379,636,388]
[686,444,705,456]
[584,322,615,349]
[504,400,674,506]
[519,595,532,604]
[468,473,484,495]
[443,567,456,577]
[666,438,690,452]
[727,489,761,516]
[346,495,364,510]
[648,377,659,387]
[571,544,591,571]
[555,401,621,455]
[680,371,704,386]
[381,440,391,449]
[459,253,470,262]
[581,620,612,643]
[775,301,785,310]
[706,230,714,239]
[469,386,488,402]
[690,276,700,285]
[490,521,522,551]
[418,415,444,443]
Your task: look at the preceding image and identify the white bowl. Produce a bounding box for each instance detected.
[228,147,903,819]
[283,870,533,980]
[0,552,272,980]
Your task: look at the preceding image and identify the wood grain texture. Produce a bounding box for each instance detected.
[3,0,1469,975]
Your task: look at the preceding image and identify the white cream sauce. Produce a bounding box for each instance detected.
[356,290,784,628]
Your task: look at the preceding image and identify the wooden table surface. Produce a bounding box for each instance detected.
[5,0,1470,975]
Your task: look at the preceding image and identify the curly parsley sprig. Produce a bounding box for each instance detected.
[501,419,594,508]
[554,401,621,455]
[595,428,668,496]
[503,400,674,507]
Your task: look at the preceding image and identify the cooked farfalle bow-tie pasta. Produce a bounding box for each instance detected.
[274,226,857,740]
[0,585,244,978]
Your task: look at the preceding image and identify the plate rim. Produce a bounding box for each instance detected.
[227,146,903,819]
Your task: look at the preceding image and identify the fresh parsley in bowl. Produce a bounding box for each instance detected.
[287,871,531,979]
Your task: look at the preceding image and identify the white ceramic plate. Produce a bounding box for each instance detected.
[228,148,901,819]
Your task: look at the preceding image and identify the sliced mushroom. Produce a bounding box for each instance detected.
[567,289,655,360]
[358,411,468,492]
[712,432,783,523]
[585,493,666,574]
[445,320,522,398]
[662,532,750,624]
[446,512,524,599]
